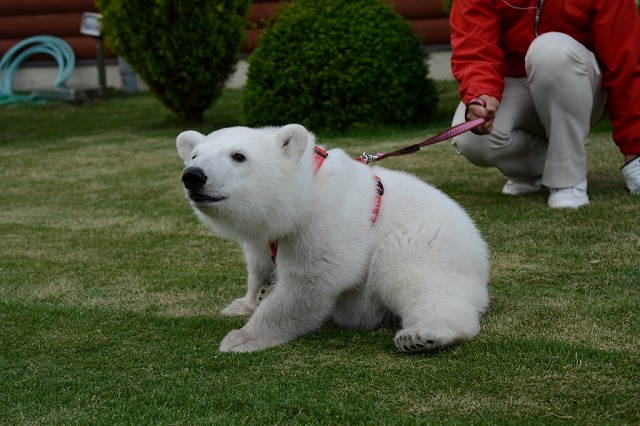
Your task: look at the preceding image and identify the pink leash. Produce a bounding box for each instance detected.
[358,117,486,164]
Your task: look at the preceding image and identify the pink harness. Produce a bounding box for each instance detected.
[269,146,383,262]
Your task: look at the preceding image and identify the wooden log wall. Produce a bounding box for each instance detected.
[0,0,450,63]
[392,0,451,45]
[0,0,107,62]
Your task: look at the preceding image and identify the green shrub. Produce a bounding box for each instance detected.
[96,0,251,124]
[243,0,438,132]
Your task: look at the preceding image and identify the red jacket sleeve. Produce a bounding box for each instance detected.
[592,0,640,155]
[450,0,505,104]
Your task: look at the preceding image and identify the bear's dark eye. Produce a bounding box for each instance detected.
[231,152,246,163]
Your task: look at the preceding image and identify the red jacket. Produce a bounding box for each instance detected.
[450,0,640,155]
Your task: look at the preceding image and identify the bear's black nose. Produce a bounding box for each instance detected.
[182,167,207,190]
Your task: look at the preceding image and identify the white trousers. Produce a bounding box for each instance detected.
[451,32,608,188]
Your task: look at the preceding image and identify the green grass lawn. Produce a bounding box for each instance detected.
[1,85,639,424]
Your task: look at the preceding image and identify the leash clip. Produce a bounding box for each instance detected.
[360,152,379,164]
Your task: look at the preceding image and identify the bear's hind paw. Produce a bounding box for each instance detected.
[395,333,441,353]
[394,326,467,354]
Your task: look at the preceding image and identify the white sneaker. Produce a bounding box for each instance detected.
[621,156,640,195]
[548,179,589,209]
[502,178,543,195]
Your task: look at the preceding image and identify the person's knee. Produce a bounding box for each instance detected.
[453,135,498,167]
[525,32,585,77]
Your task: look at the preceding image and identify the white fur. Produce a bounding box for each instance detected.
[177,124,490,353]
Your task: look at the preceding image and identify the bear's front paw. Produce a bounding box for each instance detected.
[219,329,283,353]
[219,329,252,352]
[220,297,255,316]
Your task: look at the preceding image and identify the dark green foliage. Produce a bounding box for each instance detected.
[96,0,250,124]
[243,0,438,132]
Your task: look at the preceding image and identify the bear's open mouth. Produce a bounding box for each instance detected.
[189,192,226,203]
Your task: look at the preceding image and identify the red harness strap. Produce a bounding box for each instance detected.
[371,175,384,225]
[270,146,383,263]
[313,146,328,173]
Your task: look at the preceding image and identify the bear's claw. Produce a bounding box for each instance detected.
[395,333,441,353]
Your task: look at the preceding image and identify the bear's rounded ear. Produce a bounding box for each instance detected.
[276,124,312,159]
[176,130,205,164]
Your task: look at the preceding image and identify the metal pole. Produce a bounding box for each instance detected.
[96,38,106,96]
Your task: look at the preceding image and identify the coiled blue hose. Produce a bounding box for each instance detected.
[0,35,75,105]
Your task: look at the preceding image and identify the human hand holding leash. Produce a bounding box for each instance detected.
[466,95,499,135]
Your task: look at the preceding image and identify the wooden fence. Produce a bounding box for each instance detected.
[0,0,450,62]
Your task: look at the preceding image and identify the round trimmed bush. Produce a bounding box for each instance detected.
[97,0,250,124]
[243,0,438,132]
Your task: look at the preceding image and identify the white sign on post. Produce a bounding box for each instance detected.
[80,12,103,37]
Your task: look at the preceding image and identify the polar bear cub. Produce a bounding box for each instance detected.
[177,124,490,353]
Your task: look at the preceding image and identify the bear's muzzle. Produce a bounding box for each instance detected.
[182,166,207,190]
[182,166,226,203]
